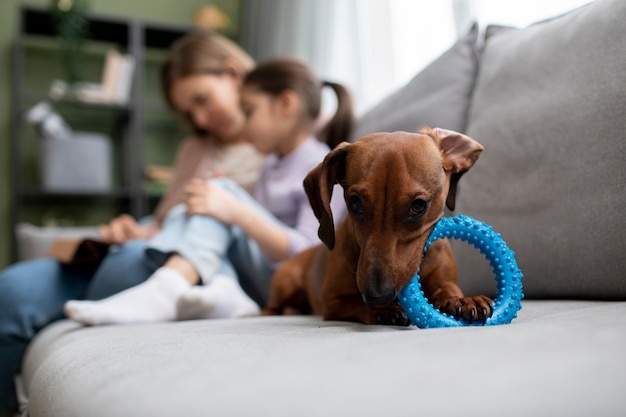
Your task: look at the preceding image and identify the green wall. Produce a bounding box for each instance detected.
[0,0,222,269]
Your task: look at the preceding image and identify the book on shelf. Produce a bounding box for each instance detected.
[50,49,136,106]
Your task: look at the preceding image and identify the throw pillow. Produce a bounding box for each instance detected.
[455,0,626,300]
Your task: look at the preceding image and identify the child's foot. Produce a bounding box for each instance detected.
[64,267,191,325]
[177,275,260,320]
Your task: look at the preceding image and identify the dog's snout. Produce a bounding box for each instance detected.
[361,269,397,308]
[362,290,396,308]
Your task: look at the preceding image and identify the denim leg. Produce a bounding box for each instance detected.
[180,178,279,296]
[146,202,228,283]
[175,214,232,282]
[144,204,187,253]
[147,178,272,284]
[85,240,155,301]
[211,178,280,305]
[148,178,279,302]
[227,228,276,307]
[0,259,91,412]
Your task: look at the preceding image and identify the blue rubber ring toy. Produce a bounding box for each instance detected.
[398,214,524,329]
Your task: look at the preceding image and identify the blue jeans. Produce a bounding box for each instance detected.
[0,240,153,413]
[147,178,277,306]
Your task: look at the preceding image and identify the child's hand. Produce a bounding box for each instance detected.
[185,178,240,224]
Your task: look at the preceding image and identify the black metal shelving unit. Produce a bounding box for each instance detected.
[10,5,192,261]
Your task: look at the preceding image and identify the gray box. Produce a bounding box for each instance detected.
[40,132,112,191]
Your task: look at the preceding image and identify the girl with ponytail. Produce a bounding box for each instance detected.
[63,57,354,325]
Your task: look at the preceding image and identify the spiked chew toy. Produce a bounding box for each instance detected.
[398,215,524,329]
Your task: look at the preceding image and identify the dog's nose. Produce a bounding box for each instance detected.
[360,265,398,307]
[361,285,397,308]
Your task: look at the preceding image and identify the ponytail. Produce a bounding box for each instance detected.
[243,57,355,149]
[319,81,354,149]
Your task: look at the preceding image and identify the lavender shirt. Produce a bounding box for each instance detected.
[252,137,346,258]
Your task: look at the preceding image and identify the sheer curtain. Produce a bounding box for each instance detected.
[240,0,594,115]
[241,0,386,114]
[240,0,458,115]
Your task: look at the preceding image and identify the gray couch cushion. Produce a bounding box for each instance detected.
[349,23,479,141]
[455,0,626,299]
[21,301,626,417]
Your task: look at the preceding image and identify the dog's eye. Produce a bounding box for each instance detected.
[408,199,428,217]
[348,195,364,215]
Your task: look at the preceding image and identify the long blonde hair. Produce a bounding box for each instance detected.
[161,30,255,135]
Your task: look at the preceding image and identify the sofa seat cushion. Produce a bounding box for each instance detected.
[22,301,626,417]
[455,0,626,299]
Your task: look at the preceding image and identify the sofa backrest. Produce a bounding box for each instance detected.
[351,0,626,300]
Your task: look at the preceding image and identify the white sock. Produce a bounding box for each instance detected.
[64,267,191,325]
[176,275,260,320]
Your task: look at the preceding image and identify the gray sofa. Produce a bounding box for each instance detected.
[18,1,626,416]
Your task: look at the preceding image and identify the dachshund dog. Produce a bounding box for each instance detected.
[263,128,493,326]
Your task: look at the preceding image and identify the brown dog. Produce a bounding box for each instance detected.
[263,127,493,326]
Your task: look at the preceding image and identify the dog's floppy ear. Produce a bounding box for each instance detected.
[432,127,484,211]
[303,142,350,250]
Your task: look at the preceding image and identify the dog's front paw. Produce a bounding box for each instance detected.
[434,295,493,325]
[373,305,411,327]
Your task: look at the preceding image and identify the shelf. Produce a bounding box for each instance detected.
[11,5,194,261]
[19,186,136,198]
[20,7,191,48]
[21,8,130,46]
[145,24,191,49]
[23,91,132,111]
